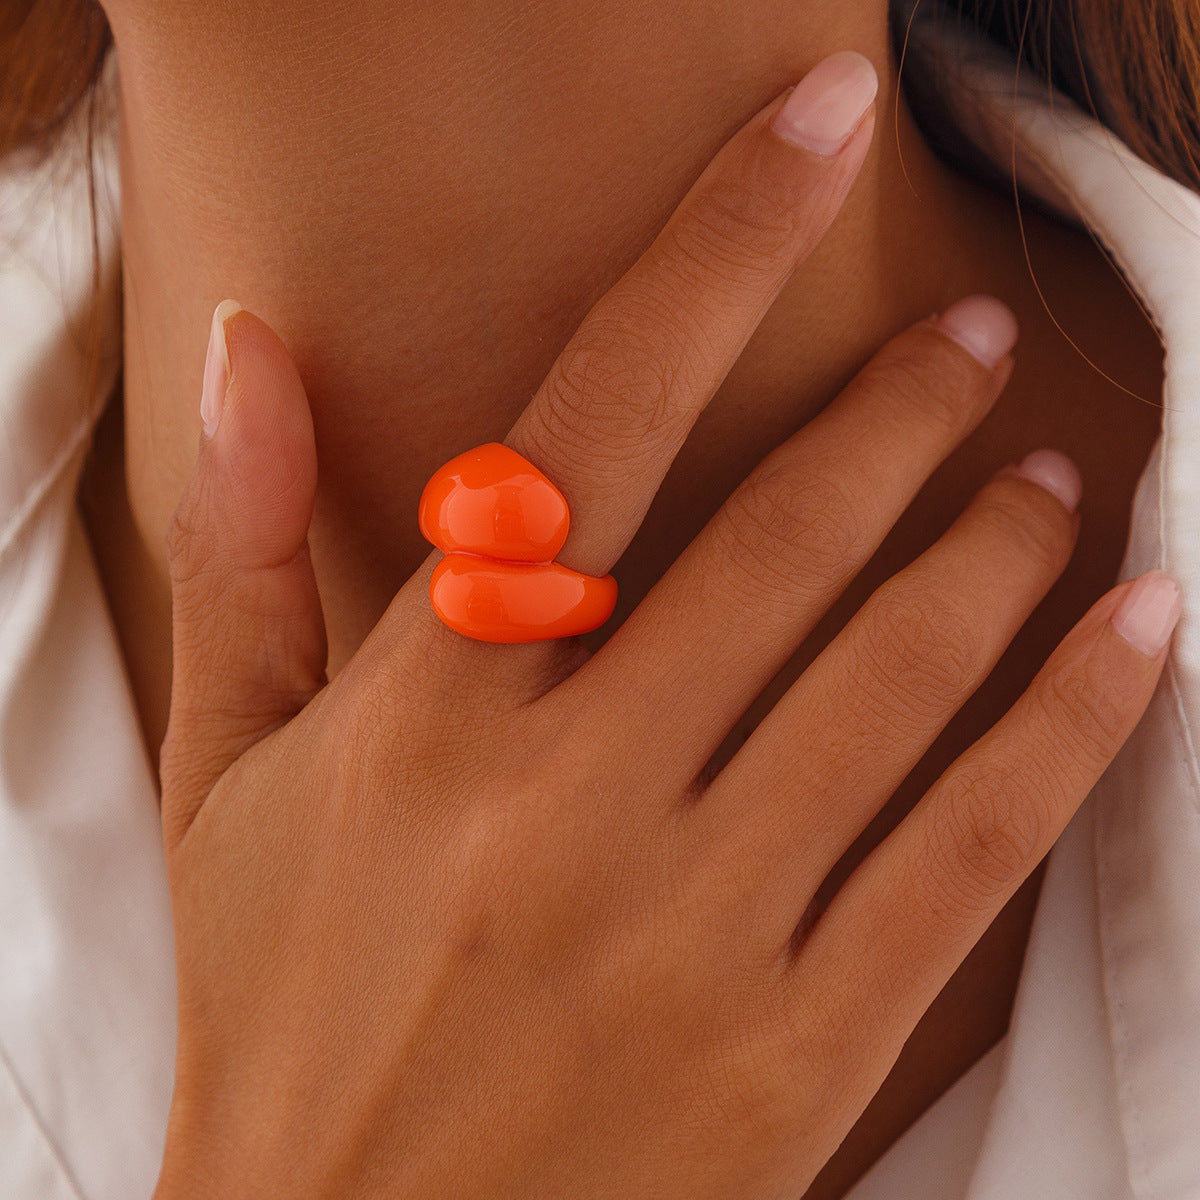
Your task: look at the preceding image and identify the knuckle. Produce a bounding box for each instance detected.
[857,586,979,721]
[759,981,862,1124]
[1040,655,1130,770]
[535,310,695,460]
[853,344,973,440]
[932,765,1049,915]
[323,673,467,811]
[665,174,797,291]
[718,468,864,598]
[977,488,1071,568]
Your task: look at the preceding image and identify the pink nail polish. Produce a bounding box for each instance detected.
[770,51,880,157]
[1013,449,1082,514]
[201,299,242,438]
[1111,570,1182,658]
[934,295,1019,369]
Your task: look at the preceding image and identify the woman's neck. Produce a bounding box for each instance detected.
[103,0,1004,671]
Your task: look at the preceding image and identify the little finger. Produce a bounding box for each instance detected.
[788,571,1180,1085]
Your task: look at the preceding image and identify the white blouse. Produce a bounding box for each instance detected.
[2,23,1199,1200]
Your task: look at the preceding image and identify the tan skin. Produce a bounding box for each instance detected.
[77,1,1164,1196]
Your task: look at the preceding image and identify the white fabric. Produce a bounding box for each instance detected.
[848,23,1200,1200]
[0,57,175,1200]
[3,21,1200,1200]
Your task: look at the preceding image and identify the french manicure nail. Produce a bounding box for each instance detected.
[1111,570,1182,658]
[201,299,242,438]
[935,295,1019,369]
[770,51,880,157]
[1013,449,1083,514]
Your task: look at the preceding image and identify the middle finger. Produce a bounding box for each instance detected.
[501,51,881,583]
[559,296,1019,789]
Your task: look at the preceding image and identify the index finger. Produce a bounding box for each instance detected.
[504,51,880,580]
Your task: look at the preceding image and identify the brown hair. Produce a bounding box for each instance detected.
[937,0,1200,190]
[0,0,110,166]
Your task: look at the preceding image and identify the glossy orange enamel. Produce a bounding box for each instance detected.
[429,555,618,643]
[419,442,617,642]
[418,442,569,562]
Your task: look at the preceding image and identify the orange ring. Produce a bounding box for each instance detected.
[418,442,618,642]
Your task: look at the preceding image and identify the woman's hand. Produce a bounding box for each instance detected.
[155,51,1177,1200]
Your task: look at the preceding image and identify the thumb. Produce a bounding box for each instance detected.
[160,300,328,847]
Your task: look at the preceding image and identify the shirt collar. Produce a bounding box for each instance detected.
[914,17,1200,1197]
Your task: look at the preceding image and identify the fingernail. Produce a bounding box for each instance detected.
[201,299,242,438]
[1112,570,1182,658]
[771,51,879,157]
[1013,449,1082,513]
[934,295,1019,369]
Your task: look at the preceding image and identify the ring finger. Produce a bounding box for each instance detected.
[696,453,1080,938]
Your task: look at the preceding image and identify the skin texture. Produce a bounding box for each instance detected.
[76,1,1167,1196]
